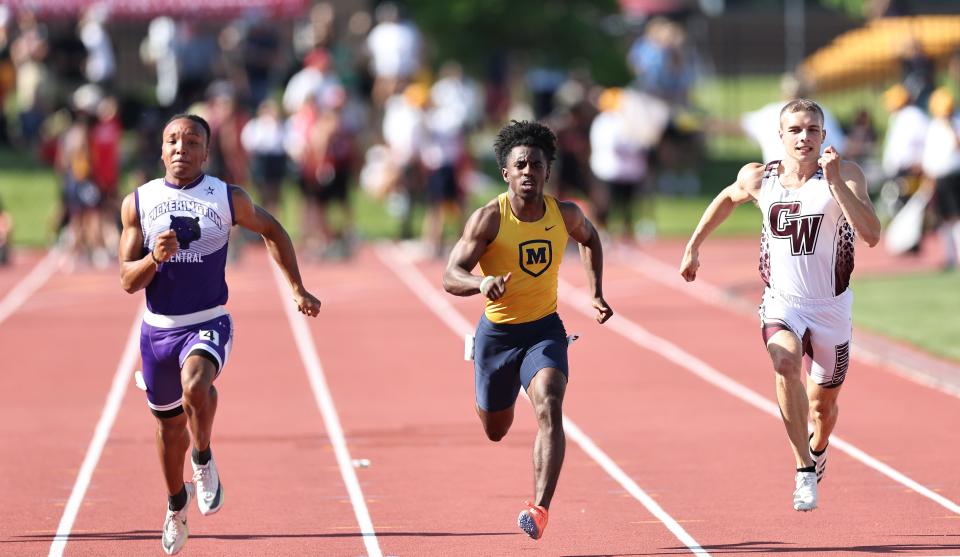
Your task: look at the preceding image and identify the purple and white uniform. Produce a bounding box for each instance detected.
[756,161,856,387]
[136,174,235,415]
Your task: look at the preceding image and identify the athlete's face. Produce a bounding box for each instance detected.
[779,110,825,163]
[161,118,209,184]
[502,146,550,201]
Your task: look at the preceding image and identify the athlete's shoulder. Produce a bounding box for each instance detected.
[736,162,767,192]
[463,196,501,241]
[474,196,502,221]
[838,159,866,181]
[738,161,767,179]
[137,177,165,191]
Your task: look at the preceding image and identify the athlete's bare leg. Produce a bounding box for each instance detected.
[477,405,515,442]
[767,330,814,468]
[807,378,842,453]
[181,354,218,453]
[526,367,567,510]
[156,413,190,495]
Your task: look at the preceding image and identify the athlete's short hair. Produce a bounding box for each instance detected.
[779,98,824,128]
[164,113,212,143]
[493,120,557,169]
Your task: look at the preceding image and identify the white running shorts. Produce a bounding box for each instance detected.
[759,288,853,388]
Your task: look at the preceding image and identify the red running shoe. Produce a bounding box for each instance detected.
[517,500,549,540]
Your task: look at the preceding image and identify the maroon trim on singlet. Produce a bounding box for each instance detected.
[761,320,813,358]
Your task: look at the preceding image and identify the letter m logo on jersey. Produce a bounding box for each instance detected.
[768,202,823,256]
[518,240,552,277]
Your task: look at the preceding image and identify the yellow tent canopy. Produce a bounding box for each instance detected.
[801,15,960,92]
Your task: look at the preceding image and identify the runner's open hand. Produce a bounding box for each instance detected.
[481,272,511,301]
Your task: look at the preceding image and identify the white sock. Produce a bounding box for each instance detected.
[952,221,960,265]
[941,223,958,266]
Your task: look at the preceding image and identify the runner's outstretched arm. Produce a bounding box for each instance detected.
[680,163,764,282]
[559,201,612,324]
[230,186,321,316]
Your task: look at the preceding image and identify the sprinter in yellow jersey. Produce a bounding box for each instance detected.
[443,120,612,540]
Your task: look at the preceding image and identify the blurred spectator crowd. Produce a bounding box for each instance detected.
[0,1,957,270]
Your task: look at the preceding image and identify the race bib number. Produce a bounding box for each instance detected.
[199,329,220,346]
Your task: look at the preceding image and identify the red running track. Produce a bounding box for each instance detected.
[0,240,958,556]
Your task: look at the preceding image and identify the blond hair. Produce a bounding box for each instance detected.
[779,98,825,128]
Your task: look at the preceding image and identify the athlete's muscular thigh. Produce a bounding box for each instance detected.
[181,354,216,397]
[766,329,803,379]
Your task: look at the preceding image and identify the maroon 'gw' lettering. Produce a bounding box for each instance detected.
[768,202,823,255]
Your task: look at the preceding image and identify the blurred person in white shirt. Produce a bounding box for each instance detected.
[366,2,421,108]
[742,73,846,163]
[878,84,929,223]
[921,88,960,269]
[382,83,427,239]
[241,99,288,215]
[283,48,342,116]
[589,88,668,242]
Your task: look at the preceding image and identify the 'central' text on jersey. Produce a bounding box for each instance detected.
[518,240,552,277]
[768,201,823,255]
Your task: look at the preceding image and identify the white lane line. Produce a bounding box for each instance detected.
[49,305,144,557]
[616,247,960,400]
[375,243,709,557]
[0,249,60,327]
[557,277,960,515]
[269,262,383,557]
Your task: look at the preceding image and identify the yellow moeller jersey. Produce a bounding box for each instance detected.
[479,193,568,324]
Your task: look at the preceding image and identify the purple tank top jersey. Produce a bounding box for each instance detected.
[136,174,235,315]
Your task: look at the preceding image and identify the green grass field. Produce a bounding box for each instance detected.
[1,81,957,366]
[852,272,960,362]
[0,150,61,247]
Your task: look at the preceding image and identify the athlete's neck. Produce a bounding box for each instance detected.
[779,159,819,186]
[164,173,204,189]
[507,191,546,222]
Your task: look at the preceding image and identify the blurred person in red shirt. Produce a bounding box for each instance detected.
[91,95,122,250]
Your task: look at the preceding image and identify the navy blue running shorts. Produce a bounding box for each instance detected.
[473,312,569,412]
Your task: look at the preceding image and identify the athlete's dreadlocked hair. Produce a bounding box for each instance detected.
[493,120,557,170]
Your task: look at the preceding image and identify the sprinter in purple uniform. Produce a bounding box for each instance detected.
[119,114,321,555]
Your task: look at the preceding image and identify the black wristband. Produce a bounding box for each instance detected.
[150,251,162,267]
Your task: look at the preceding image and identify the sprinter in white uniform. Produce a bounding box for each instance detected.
[679,99,880,512]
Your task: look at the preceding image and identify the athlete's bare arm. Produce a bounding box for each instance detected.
[819,146,881,247]
[559,201,613,324]
[680,162,764,282]
[443,199,509,300]
[230,186,320,317]
[119,191,178,293]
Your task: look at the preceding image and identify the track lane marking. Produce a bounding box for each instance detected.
[375,243,709,557]
[557,276,960,515]
[616,246,960,400]
[269,259,383,557]
[48,304,144,557]
[0,249,60,328]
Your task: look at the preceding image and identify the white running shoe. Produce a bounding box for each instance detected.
[793,471,818,511]
[161,483,194,555]
[192,454,224,516]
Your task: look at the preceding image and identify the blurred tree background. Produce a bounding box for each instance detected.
[404,0,631,85]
